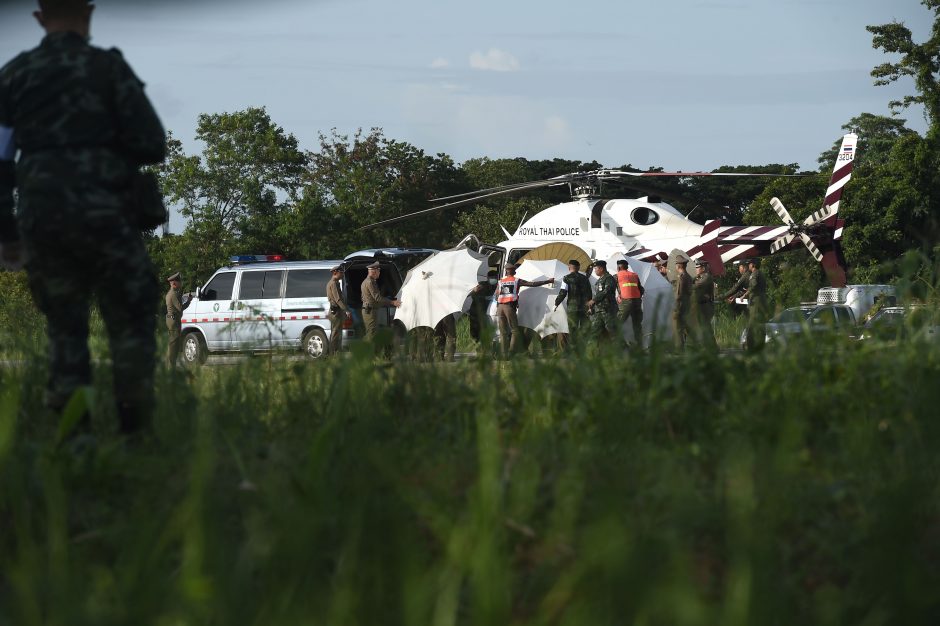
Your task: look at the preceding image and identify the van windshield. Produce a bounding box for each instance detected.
[772,308,812,323]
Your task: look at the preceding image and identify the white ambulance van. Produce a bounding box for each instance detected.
[179,255,347,365]
[816,284,897,323]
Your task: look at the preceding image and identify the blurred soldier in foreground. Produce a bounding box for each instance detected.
[0,0,166,435]
[615,259,644,350]
[165,272,183,367]
[744,258,768,351]
[495,263,553,360]
[692,259,717,351]
[587,260,618,343]
[672,259,692,351]
[554,259,591,351]
[326,265,348,356]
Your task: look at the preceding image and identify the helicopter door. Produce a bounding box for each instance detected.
[590,200,606,229]
[478,244,506,275]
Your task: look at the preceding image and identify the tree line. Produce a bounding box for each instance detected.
[138,1,934,304]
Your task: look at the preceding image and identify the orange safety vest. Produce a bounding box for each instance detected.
[497,276,519,304]
[617,269,642,299]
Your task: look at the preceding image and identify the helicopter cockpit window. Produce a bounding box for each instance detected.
[631,207,659,226]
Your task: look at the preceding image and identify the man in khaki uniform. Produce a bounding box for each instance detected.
[165,272,182,367]
[692,259,718,351]
[360,261,400,343]
[326,265,348,356]
[673,259,692,351]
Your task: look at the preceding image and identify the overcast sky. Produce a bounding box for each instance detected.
[0,0,932,230]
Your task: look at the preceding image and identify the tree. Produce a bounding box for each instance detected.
[868,0,940,128]
[868,1,940,249]
[308,128,462,253]
[158,107,308,255]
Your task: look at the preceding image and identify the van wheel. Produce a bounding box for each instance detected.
[182,332,208,367]
[303,329,328,360]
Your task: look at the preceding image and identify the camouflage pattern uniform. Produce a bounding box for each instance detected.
[555,270,591,348]
[589,271,618,340]
[435,314,457,362]
[720,268,751,301]
[745,267,769,350]
[0,32,166,432]
[326,274,348,355]
[468,279,495,341]
[165,282,183,366]
[673,270,693,350]
[692,268,718,351]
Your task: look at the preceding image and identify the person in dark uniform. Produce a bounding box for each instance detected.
[468,269,497,343]
[744,258,769,351]
[720,260,751,315]
[0,0,166,435]
[165,272,183,367]
[554,259,592,351]
[672,259,693,351]
[434,314,457,362]
[326,265,348,356]
[587,260,618,342]
[691,259,717,351]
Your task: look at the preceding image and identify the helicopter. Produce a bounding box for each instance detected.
[363,133,857,287]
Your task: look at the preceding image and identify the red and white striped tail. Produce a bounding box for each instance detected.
[824,132,857,241]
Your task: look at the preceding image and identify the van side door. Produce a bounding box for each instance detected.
[232,269,285,348]
[282,268,331,347]
[192,271,237,350]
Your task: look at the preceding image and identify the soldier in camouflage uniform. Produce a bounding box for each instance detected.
[554,259,591,350]
[0,0,166,434]
[720,261,751,302]
[587,260,618,342]
[691,259,718,351]
[744,258,769,351]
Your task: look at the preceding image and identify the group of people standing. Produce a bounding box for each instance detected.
[664,255,768,352]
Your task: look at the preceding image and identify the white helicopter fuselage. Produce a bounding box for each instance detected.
[497,196,718,264]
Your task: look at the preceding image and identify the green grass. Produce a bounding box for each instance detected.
[1,329,939,625]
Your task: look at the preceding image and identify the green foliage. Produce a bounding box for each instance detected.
[309,128,462,253]
[156,107,308,275]
[0,270,42,352]
[3,336,940,624]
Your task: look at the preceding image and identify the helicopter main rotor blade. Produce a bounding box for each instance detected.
[359,179,563,231]
[601,170,814,178]
[431,172,575,203]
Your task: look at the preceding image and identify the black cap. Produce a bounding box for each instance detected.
[593,259,607,268]
[747,258,761,267]
[568,259,580,268]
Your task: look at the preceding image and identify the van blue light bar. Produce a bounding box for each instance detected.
[230,254,284,264]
